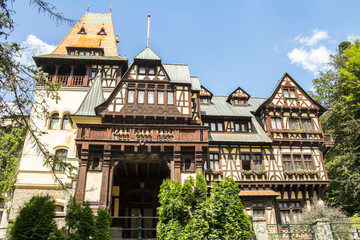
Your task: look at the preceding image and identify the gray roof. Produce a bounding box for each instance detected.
[134,47,161,60]
[201,96,266,117]
[208,117,272,143]
[73,74,105,116]
[190,76,201,91]
[163,64,192,84]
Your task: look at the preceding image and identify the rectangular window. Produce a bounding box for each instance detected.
[217,123,223,132]
[235,123,240,132]
[148,68,155,75]
[283,155,292,171]
[241,154,251,170]
[290,118,300,130]
[70,51,75,55]
[302,119,312,131]
[210,123,216,131]
[290,89,296,98]
[252,154,262,171]
[271,118,282,129]
[304,155,313,170]
[138,91,144,104]
[252,202,265,218]
[240,99,246,105]
[284,89,289,98]
[139,67,146,74]
[91,71,97,78]
[167,92,174,104]
[209,153,219,171]
[127,90,134,103]
[293,155,303,170]
[241,123,248,132]
[202,98,208,104]
[85,51,90,56]
[280,210,290,224]
[94,51,99,56]
[148,91,154,104]
[158,92,164,104]
[203,122,209,127]
[234,99,239,105]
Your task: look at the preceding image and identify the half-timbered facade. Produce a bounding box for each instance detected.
[5,12,334,239]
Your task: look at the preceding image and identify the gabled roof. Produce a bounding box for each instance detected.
[73,74,105,116]
[201,96,265,117]
[226,86,251,103]
[256,72,326,114]
[134,47,161,60]
[163,64,191,84]
[200,85,213,98]
[190,76,201,91]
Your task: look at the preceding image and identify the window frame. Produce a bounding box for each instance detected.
[208,153,220,171]
[54,149,68,171]
[127,90,135,103]
[271,117,282,130]
[282,154,314,172]
[49,113,60,130]
[301,118,313,131]
[61,113,71,130]
[283,88,296,99]
[289,118,301,130]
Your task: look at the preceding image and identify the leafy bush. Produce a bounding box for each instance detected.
[8,195,60,240]
[65,197,112,240]
[157,173,254,240]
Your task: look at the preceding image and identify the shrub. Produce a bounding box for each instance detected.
[157,173,254,240]
[95,208,113,240]
[8,195,61,240]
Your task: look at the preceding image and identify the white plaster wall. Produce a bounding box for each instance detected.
[84,172,103,202]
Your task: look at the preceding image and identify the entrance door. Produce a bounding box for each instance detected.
[122,189,158,238]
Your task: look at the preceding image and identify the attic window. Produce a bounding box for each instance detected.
[78,27,87,34]
[232,98,247,106]
[200,97,210,105]
[98,28,107,35]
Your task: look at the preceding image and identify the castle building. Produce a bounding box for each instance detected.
[3,12,334,238]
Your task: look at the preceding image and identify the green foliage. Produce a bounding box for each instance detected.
[95,208,113,240]
[311,40,360,215]
[8,195,60,240]
[0,126,26,201]
[65,197,112,240]
[157,173,254,240]
[293,198,351,239]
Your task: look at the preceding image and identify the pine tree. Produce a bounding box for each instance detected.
[8,195,61,240]
[95,208,112,240]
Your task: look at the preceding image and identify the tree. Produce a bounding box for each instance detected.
[0,0,76,196]
[310,40,360,215]
[157,173,254,240]
[8,195,61,240]
[65,197,112,240]
[0,126,26,202]
[293,198,351,239]
[95,208,113,240]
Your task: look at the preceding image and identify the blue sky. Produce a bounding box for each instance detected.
[9,0,360,97]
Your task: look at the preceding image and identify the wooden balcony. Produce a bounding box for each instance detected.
[76,125,208,145]
[38,75,118,87]
[284,171,319,181]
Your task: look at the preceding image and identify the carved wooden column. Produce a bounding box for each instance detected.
[100,144,111,208]
[84,65,91,87]
[75,143,89,203]
[195,145,203,172]
[54,64,60,84]
[67,65,75,86]
[173,146,182,182]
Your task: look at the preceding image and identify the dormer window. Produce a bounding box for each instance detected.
[284,88,296,98]
[78,27,87,34]
[232,98,247,106]
[98,28,107,35]
[139,67,146,74]
[201,97,210,104]
[148,68,155,75]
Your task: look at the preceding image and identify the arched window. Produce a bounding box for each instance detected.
[91,157,100,170]
[49,113,60,129]
[61,114,71,130]
[54,149,68,171]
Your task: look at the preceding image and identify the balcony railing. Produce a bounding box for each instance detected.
[38,75,118,87]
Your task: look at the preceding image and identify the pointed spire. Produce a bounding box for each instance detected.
[87,1,90,13]
[73,74,105,116]
[147,14,151,47]
[134,47,161,60]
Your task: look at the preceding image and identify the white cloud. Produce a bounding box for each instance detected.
[295,29,328,46]
[287,46,332,74]
[347,34,360,42]
[15,35,56,66]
